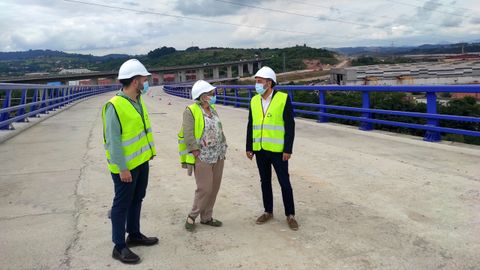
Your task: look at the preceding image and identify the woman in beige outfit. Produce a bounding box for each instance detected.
[181,80,227,231]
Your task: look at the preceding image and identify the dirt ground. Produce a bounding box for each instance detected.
[1,87,479,270]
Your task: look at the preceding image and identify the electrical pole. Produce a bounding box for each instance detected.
[283,52,286,73]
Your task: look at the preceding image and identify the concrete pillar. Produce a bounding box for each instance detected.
[196,68,205,80]
[257,62,262,70]
[174,72,180,83]
[91,77,99,85]
[181,71,187,82]
[238,64,244,77]
[148,75,154,86]
[213,67,220,79]
[227,66,233,78]
[176,71,187,82]
[158,73,164,85]
[247,63,254,75]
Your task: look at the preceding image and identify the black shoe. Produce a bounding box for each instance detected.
[112,247,140,264]
[126,233,159,246]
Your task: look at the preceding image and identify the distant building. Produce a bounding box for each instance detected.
[451,92,480,100]
[79,79,92,86]
[98,78,114,85]
[330,61,480,86]
[163,74,176,83]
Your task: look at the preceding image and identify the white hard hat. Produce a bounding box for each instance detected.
[191,80,215,100]
[254,66,276,83]
[118,59,151,80]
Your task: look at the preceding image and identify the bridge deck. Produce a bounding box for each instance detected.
[1,87,479,269]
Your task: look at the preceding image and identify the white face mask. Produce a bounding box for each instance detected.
[255,83,266,95]
[141,81,150,95]
[136,80,149,95]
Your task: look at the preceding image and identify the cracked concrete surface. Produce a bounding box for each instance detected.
[1,87,479,270]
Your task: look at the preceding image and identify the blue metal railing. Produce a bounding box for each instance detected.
[163,84,480,142]
[0,83,120,130]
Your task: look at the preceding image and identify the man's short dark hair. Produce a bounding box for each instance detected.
[270,79,276,88]
[119,75,139,87]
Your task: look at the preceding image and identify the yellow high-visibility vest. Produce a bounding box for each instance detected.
[102,95,156,173]
[177,103,215,165]
[251,92,287,153]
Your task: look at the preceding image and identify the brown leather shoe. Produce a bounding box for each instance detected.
[256,212,273,224]
[287,216,299,231]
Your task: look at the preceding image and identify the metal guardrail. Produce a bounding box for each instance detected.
[0,83,120,130]
[163,84,480,142]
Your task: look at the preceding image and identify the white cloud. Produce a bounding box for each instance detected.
[0,0,478,55]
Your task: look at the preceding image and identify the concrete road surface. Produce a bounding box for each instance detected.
[1,86,479,270]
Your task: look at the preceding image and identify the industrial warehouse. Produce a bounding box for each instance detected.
[331,60,480,86]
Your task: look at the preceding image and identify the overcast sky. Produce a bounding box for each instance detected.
[0,0,479,55]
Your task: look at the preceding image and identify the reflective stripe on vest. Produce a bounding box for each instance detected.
[122,127,152,147]
[251,92,287,153]
[177,103,215,165]
[102,95,156,173]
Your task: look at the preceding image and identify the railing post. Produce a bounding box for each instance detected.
[70,87,75,102]
[234,88,239,108]
[66,87,72,104]
[55,88,60,108]
[52,88,59,109]
[40,88,47,112]
[317,90,328,123]
[287,89,295,117]
[223,87,227,105]
[359,91,373,131]
[31,88,39,114]
[61,88,66,106]
[16,89,29,123]
[76,86,81,101]
[0,89,12,130]
[423,91,441,142]
[49,88,54,109]
[57,88,63,107]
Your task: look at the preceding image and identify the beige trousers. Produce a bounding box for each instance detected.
[189,159,224,222]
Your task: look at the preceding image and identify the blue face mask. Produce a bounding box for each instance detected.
[255,83,266,95]
[209,95,217,105]
[141,81,150,95]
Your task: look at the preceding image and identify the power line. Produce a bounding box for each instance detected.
[215,0,467,36]
[214,0,381,29]
[63,0,310,35]
[290,0,374,17]
[63,0,350,40]
[289,0,465,29]
[385,0,472,18]
[409,0,475,13]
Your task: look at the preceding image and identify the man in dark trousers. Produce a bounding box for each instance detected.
[102,59,159,264]
[246,66,298,231]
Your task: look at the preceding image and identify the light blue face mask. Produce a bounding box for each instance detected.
[141,81,150,95]
[209,95,217,105]
[255,83,266,95]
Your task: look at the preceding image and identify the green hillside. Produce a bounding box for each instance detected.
[0,46,338,77]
